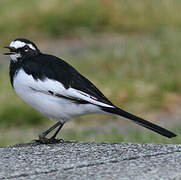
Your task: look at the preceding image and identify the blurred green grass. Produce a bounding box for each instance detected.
[0,0,181,43]
[0,122,180,146]
[0,0,181,145]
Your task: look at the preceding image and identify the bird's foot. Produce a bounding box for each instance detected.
[33,135,64,144]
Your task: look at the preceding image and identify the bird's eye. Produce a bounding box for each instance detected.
[24,45,29,51]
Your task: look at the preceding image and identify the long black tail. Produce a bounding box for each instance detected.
[101,106,176,138]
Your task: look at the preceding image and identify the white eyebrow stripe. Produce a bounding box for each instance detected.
[27,44,36,50]
[10,40,36,50]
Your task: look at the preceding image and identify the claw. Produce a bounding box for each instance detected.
[33,135,64,144]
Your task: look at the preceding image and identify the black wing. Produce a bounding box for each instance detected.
[21,53,114,106]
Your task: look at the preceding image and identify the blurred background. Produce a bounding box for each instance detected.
[0,0,181,145]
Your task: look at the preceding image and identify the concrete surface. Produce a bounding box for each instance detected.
[0,142,181,180]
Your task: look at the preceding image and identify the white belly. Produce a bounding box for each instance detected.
[13,69,101,121]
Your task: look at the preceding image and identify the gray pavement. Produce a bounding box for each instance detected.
[0,142,181,180]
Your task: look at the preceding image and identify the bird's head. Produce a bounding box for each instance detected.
[4,38,40,62]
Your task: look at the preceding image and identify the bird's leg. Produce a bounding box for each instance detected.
[35,121,64,144]
[39,121,62,139]
[50,122,64,140]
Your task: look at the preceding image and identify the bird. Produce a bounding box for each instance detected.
[4,38,176,144]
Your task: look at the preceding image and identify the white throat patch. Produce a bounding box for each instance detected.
[10,53,22,62]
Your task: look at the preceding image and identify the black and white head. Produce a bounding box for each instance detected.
[4,38,40,62]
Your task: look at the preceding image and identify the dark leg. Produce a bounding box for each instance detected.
[35,121,64,144]
[40,121,62,138]
[50,122,64,140]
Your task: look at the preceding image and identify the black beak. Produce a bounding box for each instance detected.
[3,46,16,55]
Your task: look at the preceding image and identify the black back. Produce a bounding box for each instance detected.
[10,53,113,106]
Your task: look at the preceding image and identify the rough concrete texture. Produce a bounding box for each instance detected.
[0,142,181,180]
